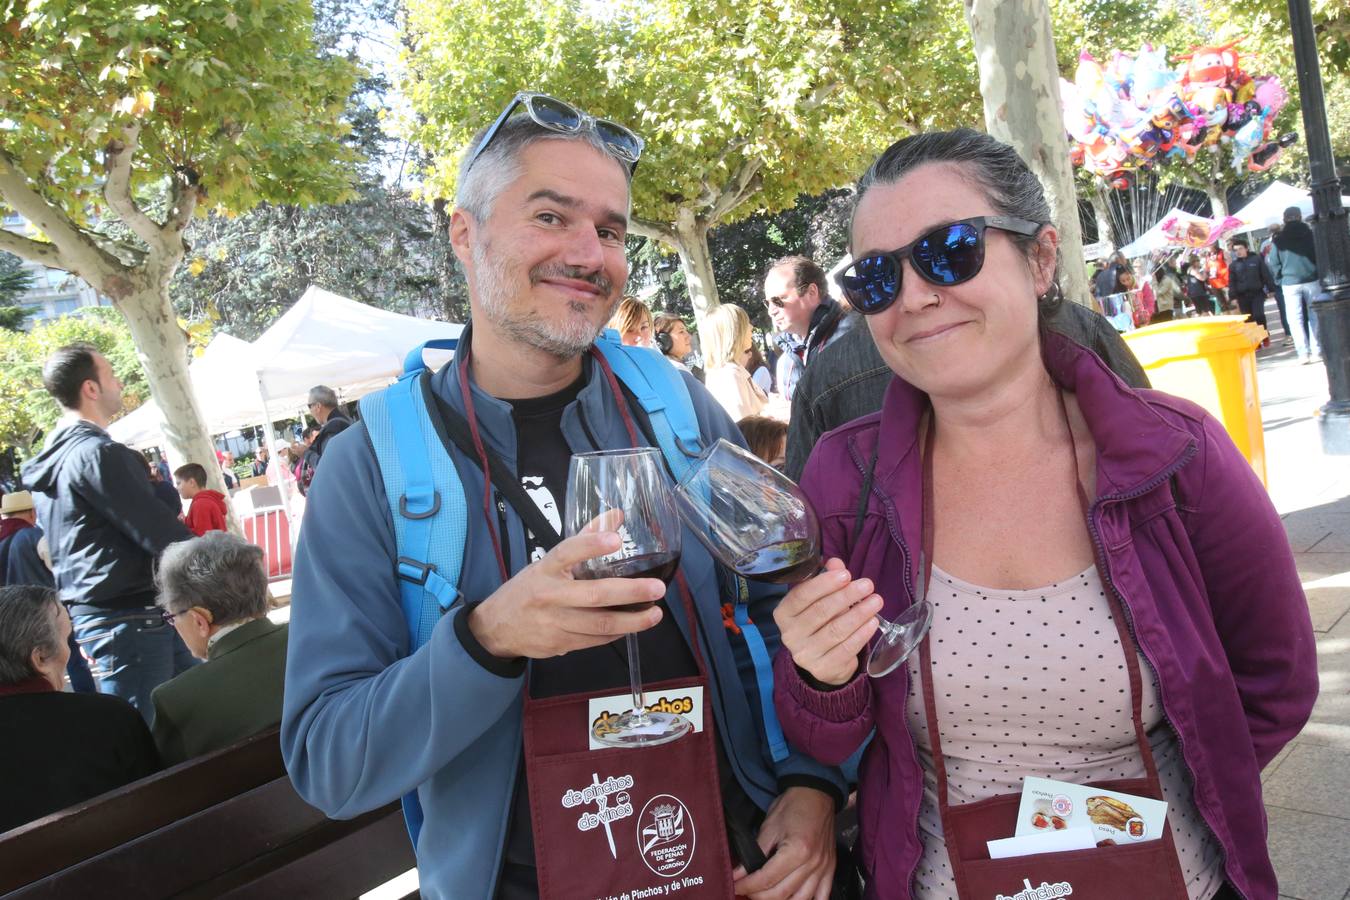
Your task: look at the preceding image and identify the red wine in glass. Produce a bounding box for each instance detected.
[578,550,681,611]
[733,539,821,584]
[566,448,691,747]
[675,438,933,679]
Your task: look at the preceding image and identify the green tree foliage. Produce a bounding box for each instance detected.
[0,308,147,460]
[397,0,969,319]
[0,252,35,330]
[170,0,468,336]
[0,0,360,487]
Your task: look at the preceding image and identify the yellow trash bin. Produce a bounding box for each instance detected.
[1121,315,1268,486]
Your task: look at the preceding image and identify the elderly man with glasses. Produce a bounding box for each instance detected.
[151,532,287,766]
[282,91,846,900]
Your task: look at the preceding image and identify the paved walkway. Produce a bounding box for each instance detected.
[1246,330,1350,900]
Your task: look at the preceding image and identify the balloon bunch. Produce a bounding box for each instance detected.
[1062,41,1299,189]
[1158,211,1244,249]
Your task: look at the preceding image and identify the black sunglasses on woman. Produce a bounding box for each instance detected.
[836,216,1042,315]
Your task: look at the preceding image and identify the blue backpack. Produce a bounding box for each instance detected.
[359,333,787,842]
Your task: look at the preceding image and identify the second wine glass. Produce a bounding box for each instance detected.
[566,447,692,747]
[672,438,932,678]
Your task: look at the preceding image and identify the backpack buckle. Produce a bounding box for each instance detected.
[399,491,441,520]
[397,557,435,586]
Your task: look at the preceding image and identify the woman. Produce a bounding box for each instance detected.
[1184,258,1214,315]
[0,586,159,832]
[1152,261,1183,322]
[737,415,787,470]
[702,304,768,420]
[653,312,695,373]
[770,130,1315,899]
[746,345,774,396]
[608,295,654,348]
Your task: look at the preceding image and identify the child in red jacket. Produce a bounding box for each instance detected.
[174,463,228,536]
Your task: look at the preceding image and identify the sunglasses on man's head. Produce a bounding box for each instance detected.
[835,216,1042,315]
[463,91,645,177]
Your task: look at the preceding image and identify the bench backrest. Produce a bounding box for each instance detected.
[0,728,414,898]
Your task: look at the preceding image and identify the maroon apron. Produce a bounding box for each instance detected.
[915,404,1189,899]
[522,571,737,899]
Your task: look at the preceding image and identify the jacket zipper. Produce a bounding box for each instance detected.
[494,490,512,572]
[1083,446,1242,898]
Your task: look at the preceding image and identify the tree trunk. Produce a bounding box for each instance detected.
[116,286,238,529]
[964,0,1091,307]
[671,208,721,324]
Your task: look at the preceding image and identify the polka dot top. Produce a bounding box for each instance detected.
[904,563,1226,899]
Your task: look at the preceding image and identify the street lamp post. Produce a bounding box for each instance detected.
[1287,0,1350,450]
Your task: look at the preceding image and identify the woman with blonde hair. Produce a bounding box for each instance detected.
[702,304,767,420]
[608,295,654,347]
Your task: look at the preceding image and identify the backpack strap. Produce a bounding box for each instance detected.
[360,338,464,846]
[592,333,704,483]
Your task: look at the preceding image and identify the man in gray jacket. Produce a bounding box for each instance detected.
[282,96,844,900]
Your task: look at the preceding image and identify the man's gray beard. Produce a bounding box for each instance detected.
[471,238,619,358]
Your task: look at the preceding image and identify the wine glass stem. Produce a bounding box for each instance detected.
[625,633,647,719]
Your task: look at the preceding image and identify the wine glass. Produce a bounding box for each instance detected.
[566,447,692,747]
[672,438,933,678]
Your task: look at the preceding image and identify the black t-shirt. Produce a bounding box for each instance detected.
[497,372,705,898]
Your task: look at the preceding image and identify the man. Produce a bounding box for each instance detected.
[1270,206,1322,364]
[1092,251,1127,303]
[251,445,270,478]
[282,97,844,900]
[785,299,1153,479]
[1260,224,1291,340]
[219,451,238,491]
[0,490,98,693]
[174,463,229,536]
[22,343,195,719]
[763,255,857,400]
[1228,237,1277,345]
[306,385,351,459]
[299,386,350,492]
[0,490,44,589]
[152,532,288,766]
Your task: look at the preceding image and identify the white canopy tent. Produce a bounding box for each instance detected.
[1233,180,1350,232]
[1117,207,1194,258]
[110,333,261,448]
[111,286,463,449]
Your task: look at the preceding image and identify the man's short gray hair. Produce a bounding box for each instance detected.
[455,114,633,223]
[307,385,338,410]
[156,532,269,627]
[0,586,63,684]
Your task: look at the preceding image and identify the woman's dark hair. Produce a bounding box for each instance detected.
[853,128,1063,320]
[737,416,788,465]
[41,342,100,411]
[745,345,767,374]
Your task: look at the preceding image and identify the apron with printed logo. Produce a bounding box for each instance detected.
[522,574,737,900]
[916,403,1189,900]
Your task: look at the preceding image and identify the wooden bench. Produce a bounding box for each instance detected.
[0,728,416,898]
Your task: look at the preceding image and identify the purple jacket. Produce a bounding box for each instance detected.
[774,333,1317,899]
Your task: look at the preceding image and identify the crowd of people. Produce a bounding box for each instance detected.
[0,345,349,834]
[0,91,1321,900]
[1088,205,1325,365]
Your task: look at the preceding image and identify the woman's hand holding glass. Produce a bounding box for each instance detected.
[772,558,885,687]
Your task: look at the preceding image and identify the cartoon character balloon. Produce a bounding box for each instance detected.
[1062,40,1299,185]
